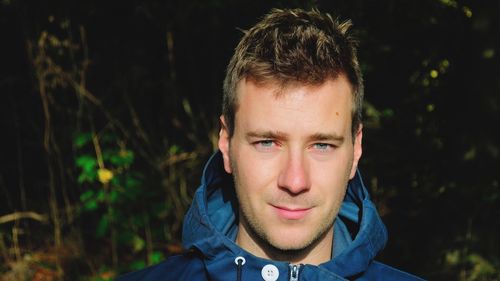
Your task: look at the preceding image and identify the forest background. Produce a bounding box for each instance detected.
[0,0,499,280]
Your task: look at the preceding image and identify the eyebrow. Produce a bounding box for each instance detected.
[307,133,345,143]
[245,130,345,143]
[246,130,288,140]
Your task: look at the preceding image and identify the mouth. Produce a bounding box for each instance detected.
[271,205,311,220]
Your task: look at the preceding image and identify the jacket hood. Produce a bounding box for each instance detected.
[182,151,388,280]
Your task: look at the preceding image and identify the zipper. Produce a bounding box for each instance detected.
[289,264,301,281]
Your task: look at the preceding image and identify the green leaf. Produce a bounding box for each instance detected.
[169,145,180,155]
[74,133,92,148]
[84,200,98,211]
[110,175,120,186]
[182,98,192,116]
[109,190,119,203]
[125,176,141,189]
[130,260,146,271]
[96,216,109,237]
[382,108,394,118]
[149,251,164,264]
[76,155,97,173]
[80,190,94,202]
[96,190,106,202]
[77,173,87,184]
[132,235,145,252]
[77,170,97,184]
[110,150,134,166]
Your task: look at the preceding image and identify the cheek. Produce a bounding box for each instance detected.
[309,153,353,194]
[231,147,278,195]
[233,145,279,175]
[311,165,348,217]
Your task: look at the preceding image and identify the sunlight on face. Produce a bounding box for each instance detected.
[218,77,362,264]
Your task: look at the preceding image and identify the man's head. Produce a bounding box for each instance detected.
[218,8,364,264]
[222,8,364,139]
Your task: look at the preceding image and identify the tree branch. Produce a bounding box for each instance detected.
[0,212,48,224]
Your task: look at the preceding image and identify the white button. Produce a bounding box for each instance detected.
[261,264,279,281]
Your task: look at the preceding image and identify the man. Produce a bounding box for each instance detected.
[118,8,424,280]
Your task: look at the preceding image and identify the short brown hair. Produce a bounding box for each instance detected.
[222,8,364,139]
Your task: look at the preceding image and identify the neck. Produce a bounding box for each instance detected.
[236,220,333,265]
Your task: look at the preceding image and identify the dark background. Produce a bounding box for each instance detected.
[1,0,499,280]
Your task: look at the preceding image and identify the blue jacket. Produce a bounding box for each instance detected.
[117,151,424,280]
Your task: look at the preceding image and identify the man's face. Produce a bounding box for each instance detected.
[218,77,362,259]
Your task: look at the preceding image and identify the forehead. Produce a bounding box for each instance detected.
[234,77,353,135]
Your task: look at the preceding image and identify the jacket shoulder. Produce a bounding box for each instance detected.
[359,261,426,281]
[115,251,208,281]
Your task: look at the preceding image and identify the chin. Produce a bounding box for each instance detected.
[267,230,313,251]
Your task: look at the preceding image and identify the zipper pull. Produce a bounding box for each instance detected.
[289,264,301,281]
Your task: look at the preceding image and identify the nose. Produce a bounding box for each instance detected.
[278,151,310,195]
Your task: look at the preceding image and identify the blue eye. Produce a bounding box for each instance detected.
[253,140,279,152]
[259,140,274,147]
[313,143,332,150]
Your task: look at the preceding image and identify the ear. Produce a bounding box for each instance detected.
[349,124,363,179]
[218,115,233,174]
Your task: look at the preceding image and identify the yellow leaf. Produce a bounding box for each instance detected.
[98,168,113,184]
[462,6,472,18]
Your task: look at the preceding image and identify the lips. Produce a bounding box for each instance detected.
[272,205,311,220]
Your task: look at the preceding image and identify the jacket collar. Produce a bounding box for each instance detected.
[182,151,387,279]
